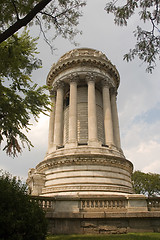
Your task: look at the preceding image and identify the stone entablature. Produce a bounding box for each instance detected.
[47,48,120,88]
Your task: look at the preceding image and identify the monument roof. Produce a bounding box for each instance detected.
[47,48,120,88]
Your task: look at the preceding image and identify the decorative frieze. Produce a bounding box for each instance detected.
[36,154,133,174]
[42,185,133,194]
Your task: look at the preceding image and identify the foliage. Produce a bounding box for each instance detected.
[0,171,47,240]
[0,0,86,47]
[0,0,86,157]
[132,170,160,196]
[0,29,50,157]
[46,232,160,240]
[105,0,160,73]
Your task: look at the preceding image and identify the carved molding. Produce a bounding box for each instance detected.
[53,80,66,90]
[59,49,108,62]
[36,154,133,174]
[42,185,134,194]
[47,48,120,88]
[85,72,97,83]
[110,87,118,96]
[101,78,114,88]
[68,73,79,83]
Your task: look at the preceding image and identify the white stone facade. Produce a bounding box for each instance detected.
[27,48,134,196]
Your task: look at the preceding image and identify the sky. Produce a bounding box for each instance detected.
[1,0,160,181]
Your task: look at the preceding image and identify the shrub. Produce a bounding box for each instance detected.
[0,171,47,240]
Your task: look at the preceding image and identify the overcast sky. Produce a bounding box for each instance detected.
[1,0,160,181]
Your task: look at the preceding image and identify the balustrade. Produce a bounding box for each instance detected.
[30,196,55,210]
[30,196,160,213]
[80,199,126,211]
[147,198,160,211]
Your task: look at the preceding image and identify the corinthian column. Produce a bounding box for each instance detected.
[68,80,77,146]
[54,85,64,147]
[110,88,121,149]
[48,92,56,152]
[87,75,98,145]
[102,82,114,146]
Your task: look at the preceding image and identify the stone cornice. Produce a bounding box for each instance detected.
[36,154,133,174]
[47,48,120,89]
[42,185,134,194]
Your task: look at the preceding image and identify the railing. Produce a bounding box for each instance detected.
[30,196,160,213]
[30,196,55,210]
[80,199,126,212]
[80,199,126,211]
[147,197,160,211]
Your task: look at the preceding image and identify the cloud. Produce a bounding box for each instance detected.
[124,140,160,174]
[27,113,49,148]
[123,117,160,173]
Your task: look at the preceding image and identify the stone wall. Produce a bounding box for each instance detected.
[47,217,160,234]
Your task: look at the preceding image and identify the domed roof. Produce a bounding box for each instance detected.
[58,48,108,62]
[47,48,120,88]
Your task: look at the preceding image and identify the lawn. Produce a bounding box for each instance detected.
[47,233,160,240]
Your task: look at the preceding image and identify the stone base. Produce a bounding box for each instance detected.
[32,194,160,234]
[47,217,160,235]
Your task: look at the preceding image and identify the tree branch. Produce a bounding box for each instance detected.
[35,15,54,52]
[40,3,83,21]
[0,0,52,43]
[11,0,20,21]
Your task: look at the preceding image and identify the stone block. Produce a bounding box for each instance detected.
[54,219,82,234]
[128,218,154,233]
[81,220,97,228]
[54,200,79,213]
[126,194,148,212]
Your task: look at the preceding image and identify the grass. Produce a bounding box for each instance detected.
[47,233,160,240]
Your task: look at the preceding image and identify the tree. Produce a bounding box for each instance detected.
[0,0,86,46]
[132,170,160,196]
[105,0,160,73]
[0,0,86,157]
[0,171,47,240]
[0,30,50,157]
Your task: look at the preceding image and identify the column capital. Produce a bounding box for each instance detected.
[54,80,66,90]
[110,87,118,96]
[49,89,56,98]
[68,73,79,83]
[101,77,113,88]
[86,72,97,83]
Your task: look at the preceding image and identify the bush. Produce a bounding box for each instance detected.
[0,171,47,240]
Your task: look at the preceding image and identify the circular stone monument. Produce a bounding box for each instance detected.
[27,48,134,196]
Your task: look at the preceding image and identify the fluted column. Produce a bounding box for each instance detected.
[68,80,77,146]
[102,82,115,146]
[48,93,56,152]
[54,85,64,147]
[110,88,121,149]
[87,77,98,145]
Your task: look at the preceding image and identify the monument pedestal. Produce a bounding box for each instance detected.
[31,194,160,234]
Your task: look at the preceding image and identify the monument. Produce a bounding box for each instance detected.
[27,48,160,234]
